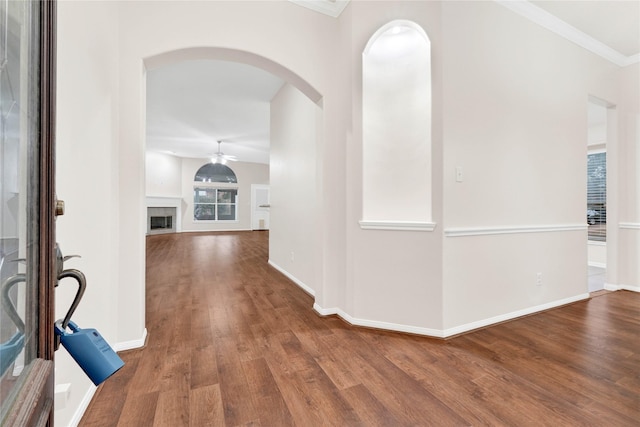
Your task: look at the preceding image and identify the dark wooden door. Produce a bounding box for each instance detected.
[0,0,56,425]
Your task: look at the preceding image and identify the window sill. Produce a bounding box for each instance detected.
[193,220,239,223]
[359,220,436,231]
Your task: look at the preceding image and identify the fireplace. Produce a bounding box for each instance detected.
[147,207,176,235]
[150,215,173,230]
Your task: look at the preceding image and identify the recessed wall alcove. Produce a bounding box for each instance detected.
[360,20,434,231]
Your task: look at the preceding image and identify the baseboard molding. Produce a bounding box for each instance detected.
[267,260,315,297]
[604,283,640,292]
[66,384,97,427]
[314,293,590,338]
[113,328,148,352]
[312,304,445,337]
[180,228,252,233]
[442,293,590,336]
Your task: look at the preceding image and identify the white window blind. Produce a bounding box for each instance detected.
[587,152,606,241]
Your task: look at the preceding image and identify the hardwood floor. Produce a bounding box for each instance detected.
[80,231,640,426]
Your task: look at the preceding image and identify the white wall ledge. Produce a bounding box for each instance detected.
[359,220,437,231]
[619,222,640,230]
[444,224,586,237]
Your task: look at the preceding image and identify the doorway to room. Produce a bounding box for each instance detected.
[586,96,614,293]
[143,48,323,301]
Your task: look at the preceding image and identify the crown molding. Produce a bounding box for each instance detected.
[495,0,639,67]
[289,0,350,18]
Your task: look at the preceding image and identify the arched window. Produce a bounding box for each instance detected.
[360,20,435,231]
[193,163,238,221]
[194,163,237,183]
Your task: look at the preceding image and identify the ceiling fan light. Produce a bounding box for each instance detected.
[211,157,218,164]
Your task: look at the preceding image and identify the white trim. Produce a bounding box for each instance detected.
[620,222,640,230]
[495,0,639,67]
[445,224,586,237]
[359,220,437,232]
[605,283,640,292]
[268,260,315,297]
[181,228,251,233]
[588,240,606,246]
[113,328,147,352]
[312,304,445,337]
[65,384,98,427]
[442,293,590,336]
[314,293,590,338]
[588,262,606,269]
[363,19,431,55]
[288,0,350,18]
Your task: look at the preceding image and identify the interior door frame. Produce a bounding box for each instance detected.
[250,184,270,230]
[1,1,56,425]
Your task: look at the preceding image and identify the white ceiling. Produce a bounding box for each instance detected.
[145,1,639,164]
[146,60,284,164]
[531,0,639,57]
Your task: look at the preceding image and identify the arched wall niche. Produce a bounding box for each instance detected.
[360,20,434,231]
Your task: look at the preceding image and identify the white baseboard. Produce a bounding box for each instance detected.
[441,293,590,336]
[113,328,148,352]
[181,228,252,233]
[604,283,640,292]
[65,384,97,427]
[314,293,591,339]
[313,304,445,337]
[267,260,315,297]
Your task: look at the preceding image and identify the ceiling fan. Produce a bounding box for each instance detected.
[210,140,237,164]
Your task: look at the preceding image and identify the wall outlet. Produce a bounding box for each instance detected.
[536,272,543,286]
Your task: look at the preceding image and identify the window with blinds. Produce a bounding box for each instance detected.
[587,152,606,241]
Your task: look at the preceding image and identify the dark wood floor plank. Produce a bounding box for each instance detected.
[80,232,640,427]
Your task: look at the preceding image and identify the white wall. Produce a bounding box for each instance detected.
[345,0,445,332]
[56,1,120,425]
[115,0,346,336]
[55,1,640,423]
[269,83,318,294]
[439,0,634,330]
[614,63,640,290]
[440,0,590,329]
[145,151,182,197]
[588,242,607,268]
[180,158,269,232]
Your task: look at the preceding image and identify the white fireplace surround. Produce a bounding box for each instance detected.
[146,197,182,234]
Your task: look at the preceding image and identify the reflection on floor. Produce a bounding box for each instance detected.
[588,265,606,292]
